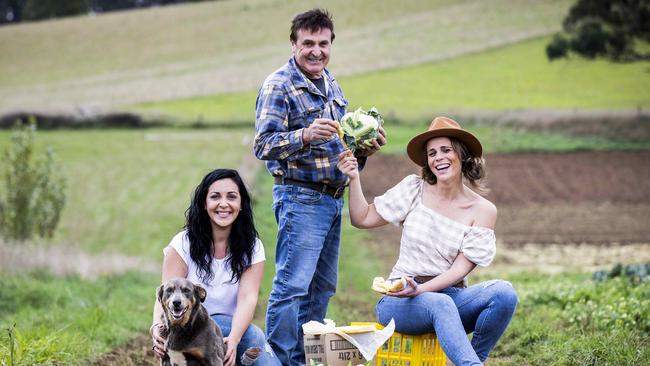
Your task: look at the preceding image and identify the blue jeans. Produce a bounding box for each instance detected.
[376,280,518,366]
[211,314,281,366]
[265,184,344,366]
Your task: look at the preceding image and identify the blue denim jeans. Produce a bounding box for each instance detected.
[211,314,281,366]
[376,279,518,366]
[265,184,344,366]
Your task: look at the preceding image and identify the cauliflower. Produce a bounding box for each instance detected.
[337,107,383,153]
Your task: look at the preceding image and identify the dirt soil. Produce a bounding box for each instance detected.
[93,150,650,365]
[361,151,650,246]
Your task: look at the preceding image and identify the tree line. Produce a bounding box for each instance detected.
[0,0,213,25]
[546,0,649,62]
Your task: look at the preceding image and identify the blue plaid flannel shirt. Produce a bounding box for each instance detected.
[254,57,365,187]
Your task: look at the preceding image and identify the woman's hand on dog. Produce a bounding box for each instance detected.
[151,323,167,358]
[223,336,238,366]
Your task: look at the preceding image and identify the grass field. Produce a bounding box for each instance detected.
[476,271,650,366]
[135,36,650,125]
[9,122,640,262]
[1,123,649,364]
[0,271,157,365]
[1,0,649,364]
[0,129,254,258]
[0,0,573,112]
[0,127,382,364]
[1,124,645,260]
[0,128,256,365]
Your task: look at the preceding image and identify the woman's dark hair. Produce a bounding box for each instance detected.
[185,169,258,284]
[421,138,489,195]
[290,8,335,43]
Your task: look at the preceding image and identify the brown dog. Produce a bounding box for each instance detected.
[157,278,225,366]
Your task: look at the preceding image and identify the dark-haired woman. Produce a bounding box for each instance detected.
[150,169,280,366]
[337,117,518,366]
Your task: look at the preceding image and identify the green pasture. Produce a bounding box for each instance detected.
[0,271,157,365]
[343,37,650,118]
[0,129,253,258]
[0,0,570,88]
[0,124,645,259]
[1,125,649,364]
[0,128,258,365]
[135,36,650,125]
[0,0,574,113]
[0,0,447,87]
[0,127,381,364]
[2,265,649,365]
[481,272,650,366]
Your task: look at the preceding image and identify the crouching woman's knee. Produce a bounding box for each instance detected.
[239,324,280,365]
[240,324,267,348]
[492,280,518,313]
[421,292,458,316]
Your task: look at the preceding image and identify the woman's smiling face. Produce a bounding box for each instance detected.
[426,137,461,182]
[205,178,241,229]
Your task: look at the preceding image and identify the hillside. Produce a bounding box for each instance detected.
[0,0,572,113]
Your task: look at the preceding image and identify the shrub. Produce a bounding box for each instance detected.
[592,262,650,283]
[0,121,66,241]
[546,0,650,62]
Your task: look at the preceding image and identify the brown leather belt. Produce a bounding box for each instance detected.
[413,276,466,289]
[274,177,346,199]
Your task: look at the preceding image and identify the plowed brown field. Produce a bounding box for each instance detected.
[361,151,650,246]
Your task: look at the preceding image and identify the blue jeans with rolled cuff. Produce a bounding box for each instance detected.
[376,279,518,366]
[265,184,344,366]
[211,314,281,366]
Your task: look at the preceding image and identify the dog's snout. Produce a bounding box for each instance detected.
[173,299,182,308]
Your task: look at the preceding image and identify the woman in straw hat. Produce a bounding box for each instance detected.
[337,117,517,366]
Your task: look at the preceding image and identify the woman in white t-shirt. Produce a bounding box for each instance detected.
[150,169,280,366]
[337,117,518,366]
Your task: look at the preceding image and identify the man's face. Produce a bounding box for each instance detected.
[291,27,332,79]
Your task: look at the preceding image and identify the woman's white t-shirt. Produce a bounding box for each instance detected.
[163,231,265,316]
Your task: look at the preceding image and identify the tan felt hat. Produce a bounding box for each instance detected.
[406,116,482,167]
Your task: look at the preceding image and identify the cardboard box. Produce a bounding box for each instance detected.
[304,333,368,366]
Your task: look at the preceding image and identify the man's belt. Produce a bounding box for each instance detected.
[413,275,466,289]
[274,177,346,199]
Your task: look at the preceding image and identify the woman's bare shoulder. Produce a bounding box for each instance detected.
[477,195,496,213]
[470,193,497,228]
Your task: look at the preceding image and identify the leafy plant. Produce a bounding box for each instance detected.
[0,121,66,241]
[592,262,650,283]
[5,323,16,366]
[486,272,650,365]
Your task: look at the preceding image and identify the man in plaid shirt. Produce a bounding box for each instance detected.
[254,8,385,366]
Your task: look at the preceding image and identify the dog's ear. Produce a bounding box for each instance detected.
[195,284,207,303]
[157,283,165,304]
